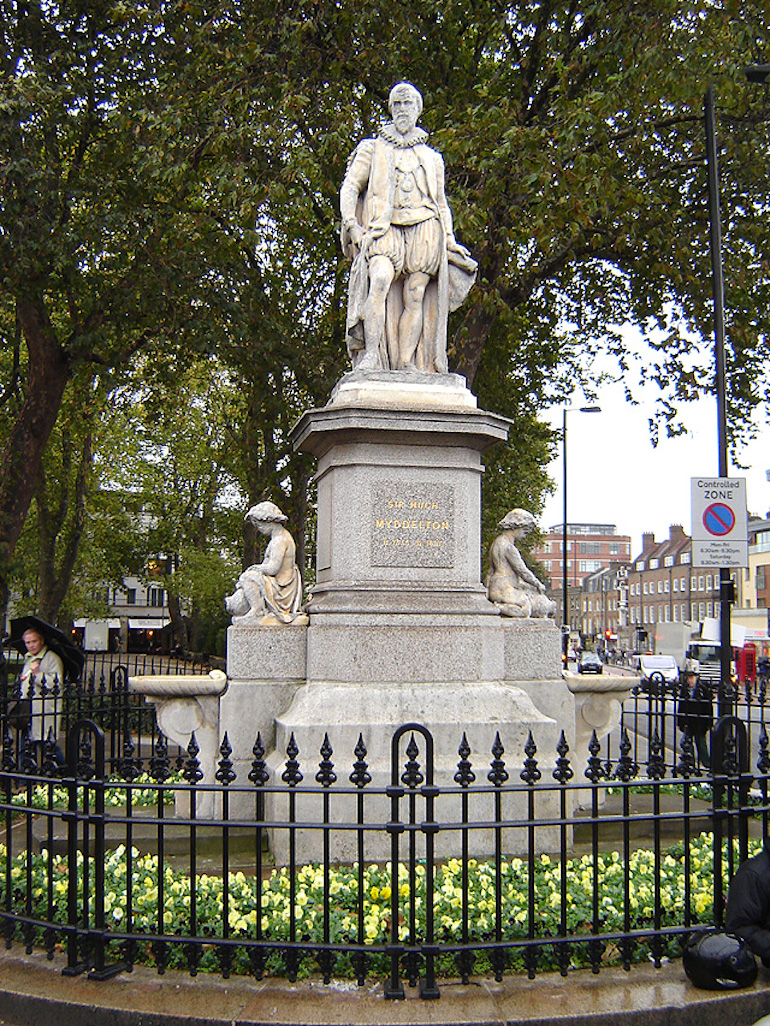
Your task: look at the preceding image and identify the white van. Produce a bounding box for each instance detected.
[638,654,679,686]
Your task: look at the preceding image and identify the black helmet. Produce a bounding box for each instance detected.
[683,929,757,990]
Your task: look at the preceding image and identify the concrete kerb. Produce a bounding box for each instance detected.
[2,947,770,1026]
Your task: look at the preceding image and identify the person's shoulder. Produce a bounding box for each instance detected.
[41,648,64,673]
[736,847,770,878]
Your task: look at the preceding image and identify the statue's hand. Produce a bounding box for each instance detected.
[348,223,365,248]
[447,238,472,259]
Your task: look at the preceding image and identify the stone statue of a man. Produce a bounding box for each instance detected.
[340,82,477,374]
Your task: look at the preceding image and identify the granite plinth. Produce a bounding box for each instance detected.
[290,382,510,618]
[306,618,505,683]
[328,369,478,412]
[265,680,560,865]
[222,379,571,860]
[500,617,563,680]
[222,626,307,798]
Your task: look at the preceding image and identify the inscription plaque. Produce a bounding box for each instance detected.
[371,482,454,568]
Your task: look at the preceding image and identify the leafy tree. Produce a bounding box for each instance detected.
[3,0,770,623]
[214,0,770,513]
[0,2,298,616]
[99,360,243,653]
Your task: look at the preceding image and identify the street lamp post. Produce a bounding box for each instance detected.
[703,84,733,719]
[561,405,601,653]
[705,66,769,717]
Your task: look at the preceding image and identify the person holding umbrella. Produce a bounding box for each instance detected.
[17,626,64,743]
[7,616,82,749]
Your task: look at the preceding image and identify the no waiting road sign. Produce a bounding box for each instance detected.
[691,477,748,568]
[703,502,735,536]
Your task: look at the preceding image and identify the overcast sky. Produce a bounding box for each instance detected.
[538,380,770,558]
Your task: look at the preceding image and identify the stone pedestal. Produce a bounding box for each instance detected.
[129,671,228,819]
[290,371,509,617]
[222,626,307,792]
[255,374,566,860]
[265,680,560,865]
[220,372,574,859]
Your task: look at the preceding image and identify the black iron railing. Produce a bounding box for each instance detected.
[0,651,196,773]
[0,683,767,998]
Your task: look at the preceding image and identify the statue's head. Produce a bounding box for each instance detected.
[498,508,536,533]
[388,82,423,134]
[245,501,288,526]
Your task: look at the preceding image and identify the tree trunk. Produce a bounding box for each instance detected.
[36,429,92,624]
[449,300,498,386]
[0,296,70,613]
[166,556,189,652]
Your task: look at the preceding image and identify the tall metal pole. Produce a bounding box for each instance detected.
[704,84,733,718]
[560,406,600,657]
[562,407,568,649]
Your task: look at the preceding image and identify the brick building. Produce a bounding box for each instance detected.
[627,524,722,650]
[532,523,632,592]
[581,563,628,643]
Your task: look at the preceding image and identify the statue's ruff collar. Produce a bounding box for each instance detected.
[378,122,429,148]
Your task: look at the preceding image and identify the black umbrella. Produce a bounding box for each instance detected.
[8,615,85,684]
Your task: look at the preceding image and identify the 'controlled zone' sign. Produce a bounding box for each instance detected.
[691,477,748,568]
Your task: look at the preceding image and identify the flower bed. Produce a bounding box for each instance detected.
[8,774,178,811]
[0,831,744,980]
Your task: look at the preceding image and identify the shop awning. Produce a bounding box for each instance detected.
[128,618,168,630]
[74,618,121,629]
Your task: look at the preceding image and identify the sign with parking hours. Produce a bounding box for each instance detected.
[690,477,748,568]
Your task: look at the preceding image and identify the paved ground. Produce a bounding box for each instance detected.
[2,945,770,1026]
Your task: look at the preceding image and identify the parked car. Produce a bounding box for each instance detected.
[577,652,603,674]
[638,654,679,688]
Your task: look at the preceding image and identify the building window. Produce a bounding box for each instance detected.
[578,542,603,554]
[698,576,705,591]
[126,589,136,605]
[147,587,165,607]
[673,606,679,622]
[706,574,713,590]
[681,553,691,564]
[757,567,767,591]
[658,581,663,594]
